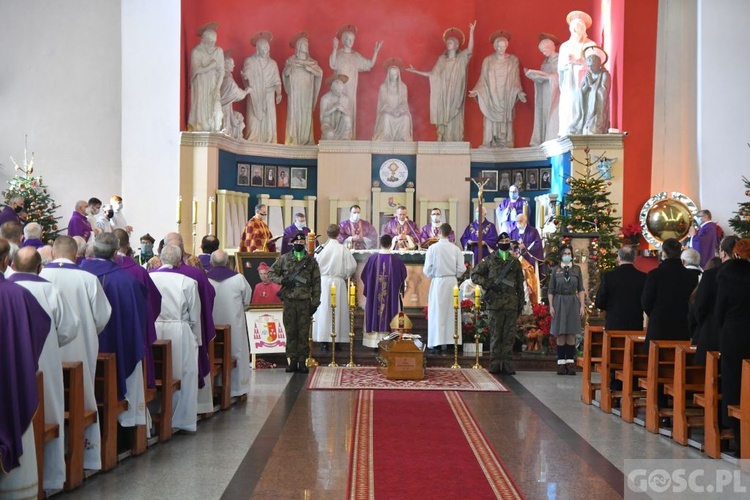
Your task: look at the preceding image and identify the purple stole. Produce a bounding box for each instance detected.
[206,266,238,282]
[20,238,44,250]
[67,211,93,240]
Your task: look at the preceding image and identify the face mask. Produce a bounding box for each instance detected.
[294,222,305,230]
[562,255,573,264]
[509,192,519,201]
[259,213,266,220]
[293,243,305,252]
[498,243,510,251]
[474,213,480,222]
[431,215,441,224]
[350,213,360,223]
[517,224,526,231]
[113,203,123,212]
[14,206,23,213]
[141,243,153,253]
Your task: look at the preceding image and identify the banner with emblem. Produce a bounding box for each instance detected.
[246,308,288,366]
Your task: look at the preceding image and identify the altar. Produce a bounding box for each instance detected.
[351,249,473,310]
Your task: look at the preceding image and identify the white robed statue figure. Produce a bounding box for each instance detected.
[558,10,597,136]
[372,58,413,142]
[320,74,353,140]
[243,31,282,143]
[220,50,251,139]
[283,31,323,145]
[525,33,560,146]
[188,22,224,132]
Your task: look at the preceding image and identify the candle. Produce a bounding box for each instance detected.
[556,203,561,216]
[176,196,182,224]
[192,198,198,224]
[349,282,356,307]
[331,283,337,304]
[208,197,214,226]
[453,285,459,308]
[474,285,481,309]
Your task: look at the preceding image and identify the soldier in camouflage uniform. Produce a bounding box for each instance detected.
[268,232,321,373]
[471,231,525,374]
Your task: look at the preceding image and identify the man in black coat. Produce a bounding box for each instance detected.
[692,236,739,365]
[596,245,647,331]
[641,238,699,352]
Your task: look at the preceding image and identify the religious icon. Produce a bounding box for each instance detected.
[512,170,525,191]
[480,170,498,192]
[290,167,308,189]
[540,168,551,189]
[499,170,512,191]
[277,166,290,187]
[237,163,250,186]
[251,165,264,186]
[264,166,277,188]
[526,168,539,190]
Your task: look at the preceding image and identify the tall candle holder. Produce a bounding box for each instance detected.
[329,300,338,367]
[472,289,483,370]
[347,279,356,367]
[452,285,461,369]
[306,317,319,368]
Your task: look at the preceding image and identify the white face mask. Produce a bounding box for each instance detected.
[112,203,123,212]
[562,254,573,264]
[92,208,101,215]
[294,221,305,230]
[431,215,441,224]
[350,213,360,223]
[509,192,519,201]
[517,224,526,231]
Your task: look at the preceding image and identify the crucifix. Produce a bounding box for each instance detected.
[466,175,491,263]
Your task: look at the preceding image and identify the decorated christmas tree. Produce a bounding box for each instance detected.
[545,148,621,307]
[3,142,62,241]
[727,176,750,238]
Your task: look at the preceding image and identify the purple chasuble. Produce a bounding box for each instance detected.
[0,280,51,472]
[383,218,421,248]
[67,210,93,240]
[206,265,238,282]
[337,219,378,250]
[509,225,544,266]
[80,258,147,400]
[0,205,21,227]
[281,226,311,254]
[117,255,162,388]
[420,224,455,243]
[198,254,211,270]
[361,253,407,332]
[460,219,499,263]
[496,198,527,233]
[152,262,216,387]
[691,221,719,269]
[20,238,44,250]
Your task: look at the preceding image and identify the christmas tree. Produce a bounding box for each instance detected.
[727,176,750,238]
[3,143,62,241]
[545,148,621,308]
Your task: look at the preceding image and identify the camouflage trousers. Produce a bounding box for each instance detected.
[488,309,517,370]
[283,299,311,361]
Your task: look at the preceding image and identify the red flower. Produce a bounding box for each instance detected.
[620,223,642,238]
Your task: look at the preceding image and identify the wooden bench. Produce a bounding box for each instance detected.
[95,353,129,471]
[579,325,604,405]
[212,325,235,410]
[694,351,731,458]
[615,334,648,423]
[600,330,643,414]
[638,340,691,433]
[33,371,59,500]
[664,345,705,445]
[61,361,98,491]
[728,359,750,459]
[134,340,179,449]
[132,361,157,456]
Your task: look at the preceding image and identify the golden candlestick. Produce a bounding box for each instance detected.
[329,300,338,367]
[452,297,461,369]
[347,279,356,367]
[473,286,482,369]
[306,317,318,368]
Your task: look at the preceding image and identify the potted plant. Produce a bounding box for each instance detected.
[461,299,489,356]
[620,222,643,246]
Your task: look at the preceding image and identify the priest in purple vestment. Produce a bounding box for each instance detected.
[460,206,499,263]
[281,213,311,254]
[20,222,44,250]
[113,229,162,389]
[361,234,408,347]
[66,200,93,241]
[419,207,455,247]
[80,233,147,401]
[338,205,378,250]
[688,210,720,269]
[495,185,528,234]
[509,214,544,268]
[382,206,421,250]
[198,235,220,269]
[0,195,25,227]
[0,238,51,478]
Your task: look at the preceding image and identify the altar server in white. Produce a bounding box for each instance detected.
[313,224,357,346]
[150,245,201,432]
[423,224,465,348]
[9,247,80,491]
[40,236,112,472]
[207,249,253,398]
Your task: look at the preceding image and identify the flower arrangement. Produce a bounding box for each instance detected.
[519,303,553,353]
[619,222,643,244]
[425,300,489,344]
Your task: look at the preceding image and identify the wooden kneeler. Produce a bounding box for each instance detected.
[694,351,731,458]
[727,359,750,459]
[62,361,98,491]
[664,345,705,445]
[33,371,60,500]
[579,326,604,405]
[615,334,648,423]
[95,353,129,471]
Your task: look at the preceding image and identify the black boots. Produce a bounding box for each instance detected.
[298,359,309,374]
[286,358,298,373]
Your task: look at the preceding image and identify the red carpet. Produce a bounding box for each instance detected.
[348,390,523,499]
[308,367,507,392]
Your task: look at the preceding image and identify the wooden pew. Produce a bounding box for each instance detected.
[694,351,730,458]
[213,325,235,410]
[33,371,59,500]
[728,359,750,459]
[664,345,705,445]
[600,330,643,413]
[150,340,179,443]
[95,353,128,472]
[61,361,97,491]
[639,340,691,433]
[615,334,648,423]
[579,325,604,405]
[131,361,157,456]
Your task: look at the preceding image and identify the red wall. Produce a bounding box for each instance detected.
[181,0,596,147]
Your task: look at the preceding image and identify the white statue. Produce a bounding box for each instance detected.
[372,59,413,142]
[242,32,282,143]
[469,30,526,148]
[568,49,611,135]
[220,50,251,139]
[329,24,383,139]
[319,74,352,140]
[525,34,560,146]
[282,31,323,145]
[188,23,224,132]
[558,10,596,136]
[406,22,475,141]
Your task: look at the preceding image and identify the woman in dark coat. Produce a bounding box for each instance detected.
[715,238,750,446]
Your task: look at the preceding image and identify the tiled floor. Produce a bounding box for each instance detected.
[59,368,711,499]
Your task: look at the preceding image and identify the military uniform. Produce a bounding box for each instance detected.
[471,250,525,373]
[268,237,321,372]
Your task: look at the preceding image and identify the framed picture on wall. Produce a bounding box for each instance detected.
[480,170,498,192]
[277,166,290,188]
[237,163,251,186]
[250,165,264,187]
[499,170,512,191]
[264,166,277,187]
[512,170,525,191]
[526,168,539,190]
[540,168,552,189]
[235,252,284,308]
[290,167,307,189]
